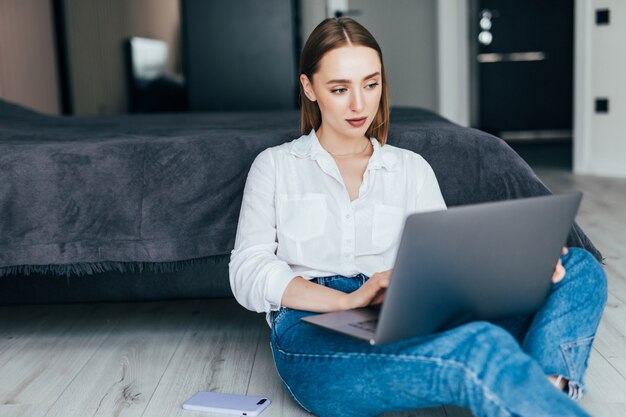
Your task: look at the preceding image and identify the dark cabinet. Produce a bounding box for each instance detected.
[182,0,300,111]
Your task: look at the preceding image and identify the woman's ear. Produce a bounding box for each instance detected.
[300,74,317,102]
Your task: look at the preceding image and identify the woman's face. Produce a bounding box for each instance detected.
[301,46,382,140]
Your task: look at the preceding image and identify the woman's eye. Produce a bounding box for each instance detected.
[331,83,378,94]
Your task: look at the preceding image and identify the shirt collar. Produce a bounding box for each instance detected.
[289,129,398,171]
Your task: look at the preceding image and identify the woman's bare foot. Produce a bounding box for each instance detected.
[548,374,568,391]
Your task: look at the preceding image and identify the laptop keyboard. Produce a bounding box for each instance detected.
[348,319,378,332]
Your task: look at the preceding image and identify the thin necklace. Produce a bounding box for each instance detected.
[327,139,371,157]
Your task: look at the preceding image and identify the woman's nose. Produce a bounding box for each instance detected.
[350,89,364,112]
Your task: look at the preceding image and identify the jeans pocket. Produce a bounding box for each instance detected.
[272,307,288,329]
[559,335,594,399]
[272,306,302,343]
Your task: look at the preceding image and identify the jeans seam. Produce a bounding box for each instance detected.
[270,341,315,414]
[275,347,514,416]
[274,317,304,343]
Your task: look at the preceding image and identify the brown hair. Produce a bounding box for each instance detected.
[299,17,390,145]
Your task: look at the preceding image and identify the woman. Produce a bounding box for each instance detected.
[229,17,607,417]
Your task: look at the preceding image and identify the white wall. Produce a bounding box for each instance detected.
[574,0,626,178]
[299,0,327,41]
[349,0,439,111]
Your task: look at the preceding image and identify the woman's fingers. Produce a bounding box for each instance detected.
[349,270,392,308]
[369,271,391,286]
[367,287,387,305]
[551,247,568,283]
[368,270,392,305]
[552,259,566,283]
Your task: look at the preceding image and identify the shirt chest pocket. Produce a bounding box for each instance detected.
[277,193,327,242]
[372,204,405,249]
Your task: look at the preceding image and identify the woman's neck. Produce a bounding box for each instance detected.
[316,124,370,156]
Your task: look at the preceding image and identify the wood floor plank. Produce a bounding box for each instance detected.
[0,304,98,370]
[592,294,626,361]
[139,298,264,417]
[43,300,204,417]
[582,347,626,404]
[603,261,626,305]
[0,404,34,417]
[0,303,125,417]
[581,403,626,417]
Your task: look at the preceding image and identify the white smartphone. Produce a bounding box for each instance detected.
[182,391,271,416]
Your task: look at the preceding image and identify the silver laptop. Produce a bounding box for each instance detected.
[301,192,582,345]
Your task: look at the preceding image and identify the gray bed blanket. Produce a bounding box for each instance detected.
[0,99,601,277]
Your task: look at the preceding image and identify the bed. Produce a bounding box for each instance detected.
[0,99,601,304]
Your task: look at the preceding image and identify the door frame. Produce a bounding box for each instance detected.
[438,0,591,174]
[573,0,592,174]
[436,0,470,127]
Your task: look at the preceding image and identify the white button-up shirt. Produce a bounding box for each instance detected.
[229,129,447,324]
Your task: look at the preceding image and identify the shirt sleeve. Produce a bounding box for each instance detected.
[229,149,298,313]
[414,154,447,212]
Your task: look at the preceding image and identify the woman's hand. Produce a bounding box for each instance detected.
[551,247,568,284]
[341,270,392,310]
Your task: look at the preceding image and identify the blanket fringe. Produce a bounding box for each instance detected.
[0,256,227,278]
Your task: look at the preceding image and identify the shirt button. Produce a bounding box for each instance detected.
[346,214,351,219]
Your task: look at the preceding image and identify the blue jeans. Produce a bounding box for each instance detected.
[270,248,607,417]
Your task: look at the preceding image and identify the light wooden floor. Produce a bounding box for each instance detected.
[1,167,625,417]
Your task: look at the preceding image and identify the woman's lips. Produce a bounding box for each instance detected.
[346,117,367,127]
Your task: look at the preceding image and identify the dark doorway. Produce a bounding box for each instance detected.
[470,0,574,168]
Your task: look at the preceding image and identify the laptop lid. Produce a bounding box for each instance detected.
[372,192,582,344]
